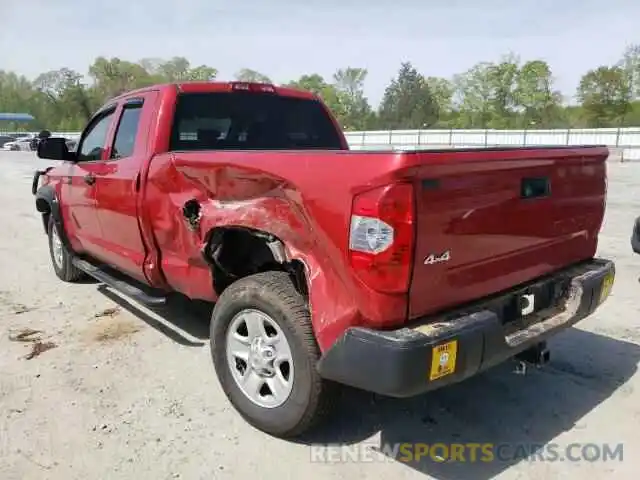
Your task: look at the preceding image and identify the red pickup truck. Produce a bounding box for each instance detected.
[32,81,615,438]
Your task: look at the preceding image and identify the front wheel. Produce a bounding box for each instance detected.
[47,216,84,282]
[210,271,337,438]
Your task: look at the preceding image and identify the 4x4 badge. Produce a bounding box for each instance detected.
[424,250,451,265]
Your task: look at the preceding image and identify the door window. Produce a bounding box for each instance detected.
[77,110,115,161]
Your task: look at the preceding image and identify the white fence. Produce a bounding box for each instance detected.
[344,127,640,161]
[4,127,640,160]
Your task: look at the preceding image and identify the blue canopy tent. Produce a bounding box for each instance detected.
[0,113,35,122]
[0,113,37,139]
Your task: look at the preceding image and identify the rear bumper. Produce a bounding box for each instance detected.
[316,258,615,397]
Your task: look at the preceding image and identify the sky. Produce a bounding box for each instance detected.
[0,0,636,107]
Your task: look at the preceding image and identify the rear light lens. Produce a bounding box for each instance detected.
[230,82,276,93]
[348,183,415,293]
[232,82,251,91]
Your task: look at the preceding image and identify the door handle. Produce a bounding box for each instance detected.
[83,174,96,185]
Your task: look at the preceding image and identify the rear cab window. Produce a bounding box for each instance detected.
[169,91,345,151]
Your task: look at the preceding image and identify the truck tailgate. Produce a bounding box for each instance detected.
[406,147,608,320]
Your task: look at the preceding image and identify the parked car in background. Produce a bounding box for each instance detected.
[2,134,36,151]
[0,136,16,148]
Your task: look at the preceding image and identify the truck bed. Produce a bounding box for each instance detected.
[169,144,608,331]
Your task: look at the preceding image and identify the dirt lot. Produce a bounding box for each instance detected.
[1,152,638,480]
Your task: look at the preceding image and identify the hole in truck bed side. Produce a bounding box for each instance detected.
[182,199,202,231]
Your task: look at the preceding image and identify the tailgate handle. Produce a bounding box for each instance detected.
[521,177,550,199]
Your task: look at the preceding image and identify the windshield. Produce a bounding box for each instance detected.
[169,91,345,151]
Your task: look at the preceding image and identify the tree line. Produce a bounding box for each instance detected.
[1,45,640,132]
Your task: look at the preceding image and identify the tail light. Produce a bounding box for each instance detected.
[348,183,415,293]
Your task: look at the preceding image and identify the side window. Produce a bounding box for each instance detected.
[111,102,143,159]
[78,110,115,161]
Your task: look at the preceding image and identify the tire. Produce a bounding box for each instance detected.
[210,271,337,438]
[47,216,84,282]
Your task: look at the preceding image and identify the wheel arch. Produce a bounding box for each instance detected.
[35,185,73,252]
[203,225,309,298]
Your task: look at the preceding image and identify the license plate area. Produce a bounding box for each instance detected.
[508,278,568,321]
[429,340,458,381]
[599,271,614,304]
[426,275,571,328]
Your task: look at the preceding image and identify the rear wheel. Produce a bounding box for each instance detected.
[47,216,84,282]
[210,271,337,437]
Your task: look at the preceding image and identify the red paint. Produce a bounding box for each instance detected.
[41,81,609,353]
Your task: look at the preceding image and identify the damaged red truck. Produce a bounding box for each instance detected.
[32,81,615,438]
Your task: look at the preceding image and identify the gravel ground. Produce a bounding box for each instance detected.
[0,152,638,480]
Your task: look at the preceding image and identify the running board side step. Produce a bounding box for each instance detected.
[71,257,167,307]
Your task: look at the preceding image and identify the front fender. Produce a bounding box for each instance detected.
[34,184,55,234]
[31,167,53,196]
[34,184,74,253]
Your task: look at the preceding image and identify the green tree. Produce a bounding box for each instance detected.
[183,65,218,81]
[157,56,191,81]
[620,44,640,101]
[32,68,95,128]
[332,68,374,130]
[487,55,519,128]
[425,77,454,126]
[378,62,439,129]
[577,66,631,127]
[88,57,155,100]
[514,60,563,128]
[4,51,640,133]
[0,70,41,129]
[235,68,272,83]
[286,74,332,96]
[144,56,217,82]
[453,62,494,128]
[285,74,347,126]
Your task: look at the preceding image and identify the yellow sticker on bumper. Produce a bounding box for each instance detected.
[429,340,458,381]
[599,271,615,304]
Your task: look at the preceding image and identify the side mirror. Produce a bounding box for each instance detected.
[37,137,75,161]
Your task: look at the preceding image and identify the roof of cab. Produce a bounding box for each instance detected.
[107,81,318,104]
